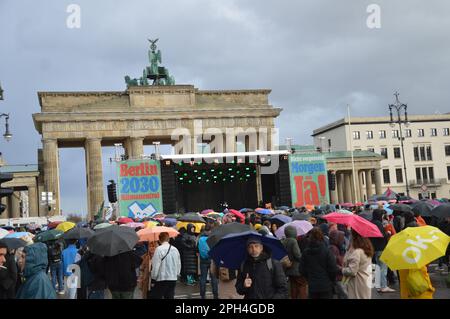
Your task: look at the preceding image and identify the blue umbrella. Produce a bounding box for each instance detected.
[209,231,287,269]
[255,209,273,215]
[269,214,292,225]
[162,218,177,227]
[383,203,393,215]
[277,206,290,211]
[239,208,254,213]
[5,232,33,239]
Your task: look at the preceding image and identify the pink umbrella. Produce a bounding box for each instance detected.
[120,222,145,229]
[275,220,313,239]
[322,212,382,238]
[118,217,134,224]
[201,209,214,215]
[340,203,354,208]
[228,209,245,224]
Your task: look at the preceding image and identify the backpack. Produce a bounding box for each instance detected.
[198,236,210,260]
[406,269,430,297]
[48,243,62,263]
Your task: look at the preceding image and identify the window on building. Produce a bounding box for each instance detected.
[444,128,450,136]
[416,167,421,181]
[420,146,426,161]
[418,129,425,137]
[383,169,390,184]
[368,148,375,153]
[380,147,388,159]
[413,147,420,161]
[396,168,403,184]
[447,166,450,180]
[431,128,437,136]
[366,131,373,139]
[445,145,450,156]
[394,147,401,159]
[426,146,432,161]
[379,130,386,139]
[422,167,428,183]
[392,130,399,139]
[405,129,412,138]
[429,167,434,183]
[328,139,331,151]
[352,131,360,140]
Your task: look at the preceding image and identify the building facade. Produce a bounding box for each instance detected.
[312,114,450,200]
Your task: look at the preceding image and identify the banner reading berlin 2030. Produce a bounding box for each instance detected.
[117,159,163,218]
[289,154,329,207]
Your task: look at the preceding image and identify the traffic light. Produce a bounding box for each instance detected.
[0,172,13,215]
[107,180,117,203]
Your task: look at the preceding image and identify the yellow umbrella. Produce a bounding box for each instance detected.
[137,226,179,242]
[380,226,450,270]
[56,222,76,233]
[176,221,204,233]
[143,221,159,229]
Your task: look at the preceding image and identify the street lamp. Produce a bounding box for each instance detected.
[389,92,409,197]
[0,113,12,142]
[0,82,4,100]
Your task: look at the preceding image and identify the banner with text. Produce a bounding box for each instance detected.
[289,154,329,207]
[117,159,163,218]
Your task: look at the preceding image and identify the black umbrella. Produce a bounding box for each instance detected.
[0,238,28,250]
[388,204,412,213]
[411,202,434,217]
[206,223,251,248]
[292,213,311,221]
[358,211,373,221]
[34,229,64,242]
[87,225,139,257]
[177,213,206,223]
[63,227,95,240]
[430,204,450,219]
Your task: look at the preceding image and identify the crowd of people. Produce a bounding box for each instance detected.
[0,200,449,300]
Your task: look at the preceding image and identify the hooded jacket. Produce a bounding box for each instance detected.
[328,230,345,281]
[370,209,388,251]
[0,253,18,299]
[180,223,198,275]
[299,240,337,293]
[16,243,56,299]
[281,226,302,277]
[235,251,288,299]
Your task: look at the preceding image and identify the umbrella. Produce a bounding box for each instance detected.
[358,211,373,221]
[47,221,62,229]
[120,222,145,229]
[93,222,113,230]
[228,209,245,223]
[254,208,273,215]
[437,198,449,203]
[388,204,413,213]
[269,214,292,226]
[207,223,252,248]
[305,205,315,212]
[177,213,206,223]
[87,225,139,257]
[137,226,179,242]
[118,217,134,224]
[201,209,214,215]
[1,226,14,231]
[0,238,28,250]
[63,227,94,240]
[411,202,434,217]
[380,226,450,270]
[340,203,354,208]
[0,228,9,239]
[430,204,450,219]
[292,213,311,221]
[77,222,88,228]
[355,202,364,207]
[5,232,34,240]
[34,229,64,242]
[144,221,160,229]
[176,221,204,233]
[337,209,353,214]
[209,231,287,269]
[56,222,76,233]
[275,220,313,239]
[277,206,290,211]
[383,204,394,215]
[161,218,177,227]
[321,212,383,238]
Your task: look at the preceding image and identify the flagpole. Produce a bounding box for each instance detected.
[347,105,358,203]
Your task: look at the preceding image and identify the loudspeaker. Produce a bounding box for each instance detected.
[160,162,177,213]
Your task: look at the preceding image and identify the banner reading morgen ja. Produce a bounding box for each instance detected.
[117,159,163,218]
[289,154,329,207]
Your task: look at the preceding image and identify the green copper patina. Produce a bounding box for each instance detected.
[125,38,175,87]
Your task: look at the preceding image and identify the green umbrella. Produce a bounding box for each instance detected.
[94,223,113,230]
[34,229,64,242]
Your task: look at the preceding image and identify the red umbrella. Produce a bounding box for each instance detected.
[118,217,134,224]
[355,202,364,207]
[47,221,62,229]
[322,212,382,238]
[228,209,245,224]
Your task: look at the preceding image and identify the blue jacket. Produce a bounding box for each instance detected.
[62,244,78,276]
[16,243,56,299]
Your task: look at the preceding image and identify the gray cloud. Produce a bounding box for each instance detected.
[1,0,449,215]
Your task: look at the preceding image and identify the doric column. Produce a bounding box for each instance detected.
[42,138,60,216]
[130,137,144,159]
[350,171,356,203]
[365,170,373,199]
[123,138,132,159]
[374,169,383,195]
[85,138,104,219]
[337,172,344,204]
[11,192,21,218]
[358,171,365,202]
[344,172,352,203]
[1,197,9,218]
[329,171,338,204]
[28,185,39,217]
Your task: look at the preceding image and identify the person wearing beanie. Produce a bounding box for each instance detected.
[235,237,288,299]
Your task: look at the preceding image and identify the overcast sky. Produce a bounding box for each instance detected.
[1,0,449,216]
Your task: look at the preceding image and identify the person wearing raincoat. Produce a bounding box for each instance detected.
[399,267,435,299]
[180,223,198,285]
[16,243,56,299]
